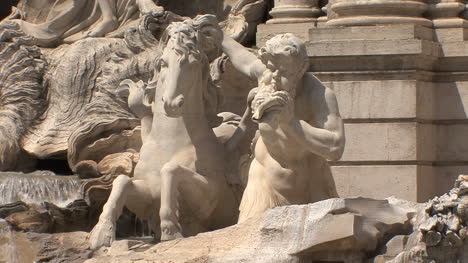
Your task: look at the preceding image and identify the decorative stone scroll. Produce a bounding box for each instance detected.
[267,0,322,24]
[326,0,432,27]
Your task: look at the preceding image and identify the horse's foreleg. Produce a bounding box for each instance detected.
[89,174,132,249]
[159,163,220,241]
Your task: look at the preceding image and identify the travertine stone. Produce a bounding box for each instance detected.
[433,166,468,196]
[433,81,468,120]
[329,80,435,120]
[435,27,468,42]
[309,24,434,42]
[331,165,437,202]
[427,0,468,28]
[256,23,313,47]
[341,123,422,162]
[326,0,432,27]
[435,124,468,162]
[307,39,440,57]
[267,0,321,24]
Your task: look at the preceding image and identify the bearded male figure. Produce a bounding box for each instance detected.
[222,33,346,223]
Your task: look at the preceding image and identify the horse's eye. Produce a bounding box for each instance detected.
[160,59,167,67]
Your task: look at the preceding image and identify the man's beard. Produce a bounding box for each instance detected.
[251,69,295,123]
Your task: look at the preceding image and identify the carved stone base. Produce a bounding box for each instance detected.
[326,0,432,27]
[267,0,321,24]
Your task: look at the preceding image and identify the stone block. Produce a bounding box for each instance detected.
[433,166,468,197]
[326,80,438,120]
[440,41,468,58]
[256,23,314,47]
[417,124,437,162]
[435,28,468,42]
[435,124,468,162]
[417,166,438,202]
[331,165,420,201]
[329,80,421,120]
[309,24,434,42]
[307,39,440,57]
[309,54,438,72]
[341,123,418,162]
[433,81,468,120]
[332,165,438,202]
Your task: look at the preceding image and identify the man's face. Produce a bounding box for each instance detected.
[259,42,296,77]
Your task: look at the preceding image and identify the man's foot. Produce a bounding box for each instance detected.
[87,17,119,37]
[88,219,115,250]
[140,4,165,18]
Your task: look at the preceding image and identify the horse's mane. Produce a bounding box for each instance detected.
[145,18,223,127]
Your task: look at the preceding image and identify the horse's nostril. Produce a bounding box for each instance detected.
[177,98,184,107]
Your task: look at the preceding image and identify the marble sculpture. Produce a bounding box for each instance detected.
[222,32,345,222]
[2,0,465,262]
[0,0,345,249]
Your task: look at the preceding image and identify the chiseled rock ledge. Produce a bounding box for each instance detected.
[86,197,419,263]
[2,175,467,263]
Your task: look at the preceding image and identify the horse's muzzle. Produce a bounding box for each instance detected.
[162,95,184,118]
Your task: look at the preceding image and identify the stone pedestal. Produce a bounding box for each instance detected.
[326,0,432,27]
[267,0,322,24]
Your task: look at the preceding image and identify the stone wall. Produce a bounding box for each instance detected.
[258,0,468,202]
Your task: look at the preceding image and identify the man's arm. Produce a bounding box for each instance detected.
[222,34,266,79]
[282,83,345,161]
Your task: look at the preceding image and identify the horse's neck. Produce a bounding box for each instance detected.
[152,75,214,148]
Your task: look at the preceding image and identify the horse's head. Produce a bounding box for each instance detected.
[158,21,204,118]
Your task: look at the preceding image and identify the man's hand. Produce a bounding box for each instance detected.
[246,87,259,115]
[267,91,294,127]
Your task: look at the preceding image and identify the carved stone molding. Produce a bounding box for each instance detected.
[427,0,468,28]
[326,0,432,27]
[267,0,322,24]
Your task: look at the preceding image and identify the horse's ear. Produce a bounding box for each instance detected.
[143,79,157,106]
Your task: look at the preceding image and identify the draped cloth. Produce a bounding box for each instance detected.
[15,0,140,46]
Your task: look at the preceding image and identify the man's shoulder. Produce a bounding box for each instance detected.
[301,73,329,95]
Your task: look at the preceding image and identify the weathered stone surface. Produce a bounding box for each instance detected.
[86,197,418,263]
[0,226,91,263]
[1,200,91,234]
[332,165,417,201]
[340,123,418,162]
[331,165,440,202]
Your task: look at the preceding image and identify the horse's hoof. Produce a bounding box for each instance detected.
[88,219,115,250]
[160,219,183,241]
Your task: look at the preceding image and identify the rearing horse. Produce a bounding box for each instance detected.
[155,19,239,240]
[89,17,239,248]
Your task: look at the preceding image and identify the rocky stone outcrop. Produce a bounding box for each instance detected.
[0,199,91,234]
[84,197,419,263]
[0,220,91,263]
[2,177,467,262]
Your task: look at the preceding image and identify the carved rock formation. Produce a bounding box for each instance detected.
[1,176,467,262]
[0,19,46,171]
[0,199,91,234]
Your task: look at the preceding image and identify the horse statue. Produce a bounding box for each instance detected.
[89,15,245,248]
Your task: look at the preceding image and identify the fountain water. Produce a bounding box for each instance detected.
[0,171,82,207]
